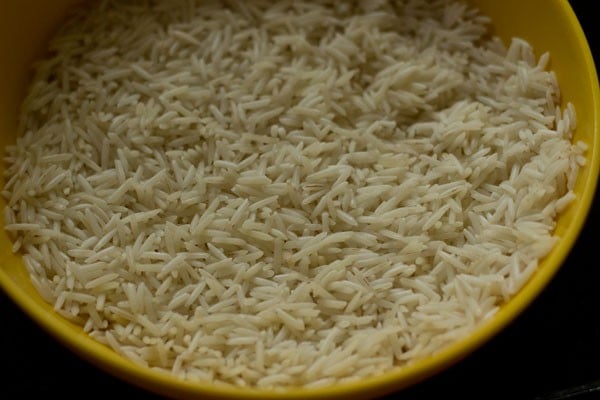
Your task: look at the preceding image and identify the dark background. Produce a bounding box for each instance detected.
[1,1,598,399]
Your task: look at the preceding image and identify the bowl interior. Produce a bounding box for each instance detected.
[0,0,598,399]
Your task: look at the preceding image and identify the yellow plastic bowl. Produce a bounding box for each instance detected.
[1,0,598,398]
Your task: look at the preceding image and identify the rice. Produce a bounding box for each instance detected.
[2,0,586,388]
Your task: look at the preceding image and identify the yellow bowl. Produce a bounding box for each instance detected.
[1,0,598,398]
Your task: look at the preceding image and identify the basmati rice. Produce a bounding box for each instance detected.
[2,0,586,388]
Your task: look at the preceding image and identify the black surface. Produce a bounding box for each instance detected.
[1,1,598,399]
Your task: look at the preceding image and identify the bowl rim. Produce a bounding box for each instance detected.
[1,0,599,398]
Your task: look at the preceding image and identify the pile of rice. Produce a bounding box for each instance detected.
[2,0,586,388]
